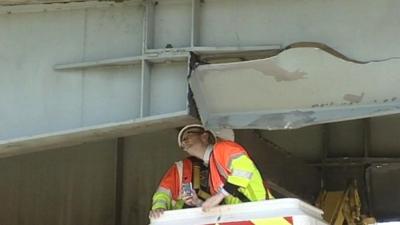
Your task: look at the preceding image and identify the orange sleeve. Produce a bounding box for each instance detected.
[158,163,180,200]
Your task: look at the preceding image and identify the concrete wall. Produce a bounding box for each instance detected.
[0,129,184,225]
[0,140,116,225]
[198,0,400,60]
[236,130,321,202]
[0,2,190,143]
[0,3,144,140]
[122,129,184,225]
[259,125,324,162]
[261,115,400,161]
[370,114,400,157]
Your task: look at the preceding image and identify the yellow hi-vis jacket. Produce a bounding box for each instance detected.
[151,158,193,210]
[209,140,293,225]
[209,140,268,203]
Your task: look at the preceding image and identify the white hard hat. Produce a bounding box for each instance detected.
[177,124,216,147]
[214,128,235,141]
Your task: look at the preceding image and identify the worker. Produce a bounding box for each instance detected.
[177,124,271,212]
[149,155,211,219]
[149,128,236,219]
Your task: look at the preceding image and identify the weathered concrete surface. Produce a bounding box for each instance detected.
[190,46,400,130]
[0,0,99,5]
[235,130,321,203]
[0,139,116,225]
[122,129,185,225]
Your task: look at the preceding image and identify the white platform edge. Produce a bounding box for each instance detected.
[150,198,327,225]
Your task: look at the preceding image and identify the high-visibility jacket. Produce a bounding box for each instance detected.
[151,157,210,210]
[209,140,292,225]
[209,140,270,204]
[151,158,192,210]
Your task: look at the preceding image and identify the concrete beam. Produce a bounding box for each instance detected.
[0,0,97,5]
[190,45,400,130]
[0,111,198,158]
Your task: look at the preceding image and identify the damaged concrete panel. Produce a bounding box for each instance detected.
[190,46,400,130]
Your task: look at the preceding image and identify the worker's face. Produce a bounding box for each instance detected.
[181,129,209,156]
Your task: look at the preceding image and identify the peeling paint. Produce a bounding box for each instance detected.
[246,111,316,129]
[201,60,306,82]
[191,45,400,130]
[343,92,364,103]
[251,62,307,82]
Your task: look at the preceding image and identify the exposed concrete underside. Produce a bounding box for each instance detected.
[0,111,198,158]
[0,0,106,5]
[190,45,400,130]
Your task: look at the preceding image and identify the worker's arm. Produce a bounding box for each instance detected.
[149,165,178,219]
[226,154,255,189]
[203,151,253,210]
[151,186,173,210]
[202,191,225,212]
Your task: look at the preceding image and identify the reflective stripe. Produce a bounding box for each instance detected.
[175,161,183,198]
[227,152,246,169]
[156,186,172,197]
[216,161,228,179]
[232,169,253,180]
[218,187,230,197]
[152,199,168,209]
[224,195,241,204]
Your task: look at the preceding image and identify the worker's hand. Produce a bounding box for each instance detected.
[202,192,225,212]
[149,208,165,220]
[182,190,203,207]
